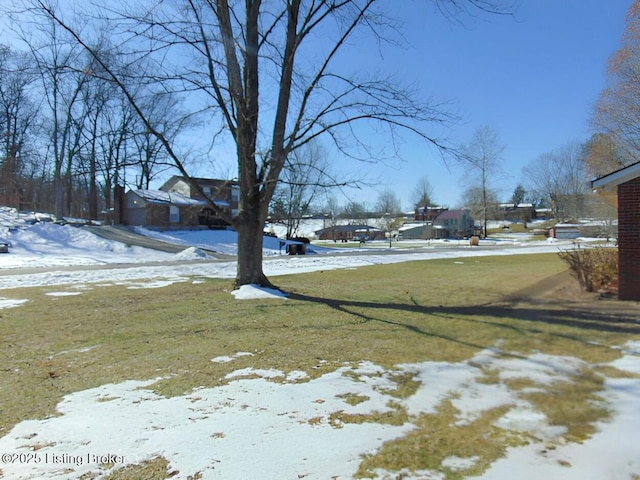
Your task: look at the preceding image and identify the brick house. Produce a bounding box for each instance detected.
[123,176,239,229]
[401,210,476,239]
[592,161,640,301]
[124,189,206,228]
[414,206,448,222]
[314,224,386,241]
[160,176,240,224]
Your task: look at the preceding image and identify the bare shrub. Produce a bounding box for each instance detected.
[558,247,618,292]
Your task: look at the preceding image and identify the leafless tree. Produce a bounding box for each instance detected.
[583,132,626,179]
[342,200,369,223]
[12,0,517,288]
[375,189,402,215]
[269,141,331,239]
[592,0,640,167]
[460,183,499,230]
[375,189,402,246]
[317,193,341,241]
[411,175,436,211]
[0,45,39,209]
[19,13,95,218]
[94,92,136,213]
[522,142,590,221]
[456,125,505,237]
[73,54,118,219]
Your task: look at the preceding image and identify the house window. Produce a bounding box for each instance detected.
[169,206,180,223]
[203,186,212,197]
[231,186,240,202]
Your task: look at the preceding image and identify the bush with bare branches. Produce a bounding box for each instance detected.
[558,247,618,292]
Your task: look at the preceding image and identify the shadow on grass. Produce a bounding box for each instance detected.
[287,291,640,347]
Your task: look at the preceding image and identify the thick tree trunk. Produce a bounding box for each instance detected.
[235,212,272,288]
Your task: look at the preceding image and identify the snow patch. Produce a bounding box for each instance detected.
[225,367,285,379]
[0,366,414,480]
[1,350,640,479]
[173,246,210,260]
[231,284,289,300]
[0,297,29,309]
[442,455,480,471]
[211,352,255,363]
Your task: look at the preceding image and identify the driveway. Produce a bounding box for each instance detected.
[85,225,222,256]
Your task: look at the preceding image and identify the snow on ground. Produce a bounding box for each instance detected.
[135,226,282,257]
[0,207,637,479]
[0,345,639,480]
[0,210,587,291]
[0,237,572,291]
[231,284,290,300]
[0,223,175,269]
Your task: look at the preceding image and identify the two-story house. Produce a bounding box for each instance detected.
[433,210,475,238]
[122,176,239,229]
[160,176,240,227]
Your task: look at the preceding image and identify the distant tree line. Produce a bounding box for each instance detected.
[454,125,619,225]
[0,40,188,219]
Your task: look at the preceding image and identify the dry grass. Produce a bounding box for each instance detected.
[102,457,179,480]
[521,368,611,443]
[356,401,525,479]
[1,253,638,479]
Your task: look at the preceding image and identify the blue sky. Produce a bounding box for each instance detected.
[336,0,633,210]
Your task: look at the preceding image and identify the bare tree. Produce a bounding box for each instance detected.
[319,193,341,241]
[461,183,499,229]
[95,92,136,213]
[457,125,505,237]
[522,142,590,221]
[269,141,330,238]
[322,193,341,222]
[74,54,117,219]
[129,91,194,190]
[0,45,39,209]
[375,189,402,215]
[21,14,94,218]
[583,132,626,179]
[592,0,640,166]
[374,189,401,246]
[342,200,369,223]
[411,175,435,210]
[13,0,516,288]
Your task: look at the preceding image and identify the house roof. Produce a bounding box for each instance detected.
[416,206,447,212]
[498,203,534,208]
[315,224,383,234]
[160,175,239,191]
[435,209,469,221]
[592,160,640,189]
[130,189,207,207]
